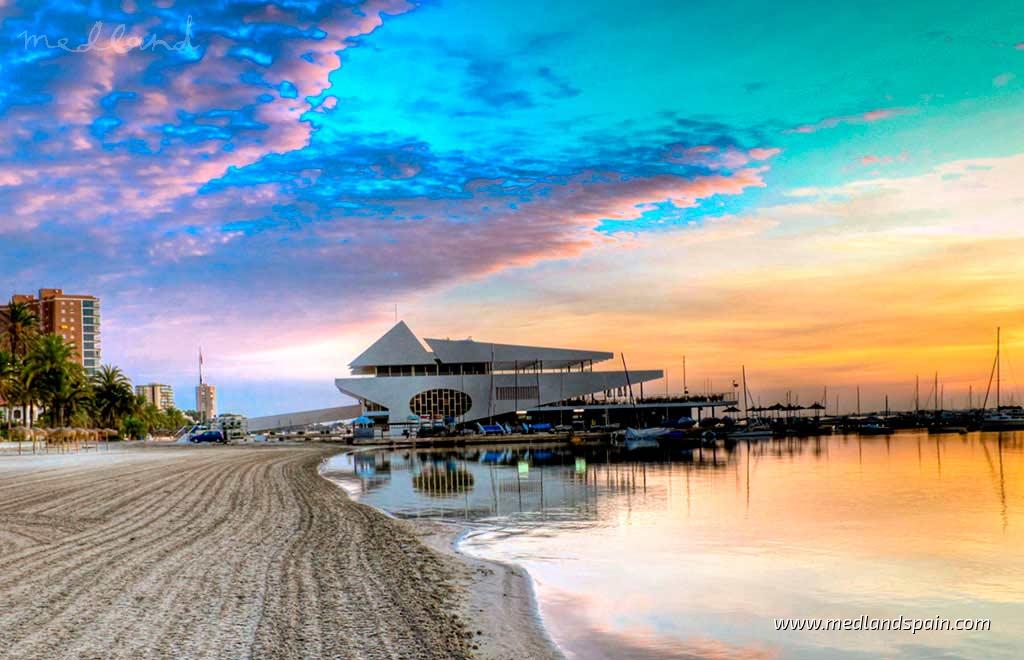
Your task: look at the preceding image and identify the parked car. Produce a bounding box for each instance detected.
[190,430,225,443]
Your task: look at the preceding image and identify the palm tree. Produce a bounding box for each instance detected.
[0,350,15,433]
[3,302,39,424]
[90,365,136,430]
[2,301,38,358]
[23,334,82,427]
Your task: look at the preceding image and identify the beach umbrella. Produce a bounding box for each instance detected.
[353,416,374,425]
[808,402,826,417]
[723,405,741,413]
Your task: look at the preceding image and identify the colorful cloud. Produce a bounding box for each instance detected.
[2,0,1024,414]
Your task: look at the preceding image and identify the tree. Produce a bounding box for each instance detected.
[90,365,136,430]
[23,334,86,427]
[2,302,38,425]
[0,350,15,433]
[121,415,147,440]
[2,301,38,359]
[134,397,163,436]
[162,407,189,431]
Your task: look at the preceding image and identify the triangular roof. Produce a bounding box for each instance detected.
[424,337,612,369]
[350,321,436,368]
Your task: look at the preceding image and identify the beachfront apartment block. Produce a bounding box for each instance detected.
[335,321,664,426]
[136,383,176,411]
[196,383,217,422]
[2,288,101,375]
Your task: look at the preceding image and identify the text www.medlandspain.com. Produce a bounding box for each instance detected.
[775,616,991,634]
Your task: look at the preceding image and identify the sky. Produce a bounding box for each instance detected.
[1,0,1023,416]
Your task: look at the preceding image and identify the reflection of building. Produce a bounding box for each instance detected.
[196,383,217,422]
[4,288,101,375]
[336,321,663,425]
[136,383,175,410]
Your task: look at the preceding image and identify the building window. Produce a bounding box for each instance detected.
[495,385,540,401]
[409,389,472,420]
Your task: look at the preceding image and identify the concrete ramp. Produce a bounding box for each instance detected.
[248,405,362,432]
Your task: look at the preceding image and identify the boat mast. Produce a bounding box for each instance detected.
[742,365,749,420]
[915,375,919,414]
[934,371,939,414]
[997,327,1001,410]
[622,354,641,427]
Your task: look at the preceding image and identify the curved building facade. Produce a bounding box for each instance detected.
[335,321,662,425]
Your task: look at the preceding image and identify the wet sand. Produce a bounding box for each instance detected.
[0,444,557,659]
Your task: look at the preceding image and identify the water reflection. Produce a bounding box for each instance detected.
[324,432,1024,659]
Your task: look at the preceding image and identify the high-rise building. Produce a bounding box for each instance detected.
[196,383,217,422]
[5,289,101,375]
[136,383,175,411]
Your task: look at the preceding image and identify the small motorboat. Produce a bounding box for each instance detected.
[858,423,892,436]
[729,425,774,440]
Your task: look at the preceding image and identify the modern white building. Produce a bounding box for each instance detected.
[335,322,663,425]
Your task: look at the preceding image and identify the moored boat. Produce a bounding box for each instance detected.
[729,425,774,440]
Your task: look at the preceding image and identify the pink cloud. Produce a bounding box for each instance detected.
[858,152,908,167]
[788,108,909,134]
[748,147,781,161]
[0,1,417,235]
[993,72,1015,87]
[663,144,780,169]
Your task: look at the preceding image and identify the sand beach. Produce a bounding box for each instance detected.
[0,444,557,659]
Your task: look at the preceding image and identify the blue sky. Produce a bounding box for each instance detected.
[1,0,1023,414]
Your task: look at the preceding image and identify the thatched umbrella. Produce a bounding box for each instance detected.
[807,402,827,418]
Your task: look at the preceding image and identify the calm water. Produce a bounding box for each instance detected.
[324,432,1024,659]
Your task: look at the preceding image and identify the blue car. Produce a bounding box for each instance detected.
[190,430,225,443]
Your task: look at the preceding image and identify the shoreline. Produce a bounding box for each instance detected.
[319,454,563,659]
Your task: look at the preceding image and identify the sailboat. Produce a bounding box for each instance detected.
[981,328,1024,430]
[622,426,670,450]
[729,366,775,439]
